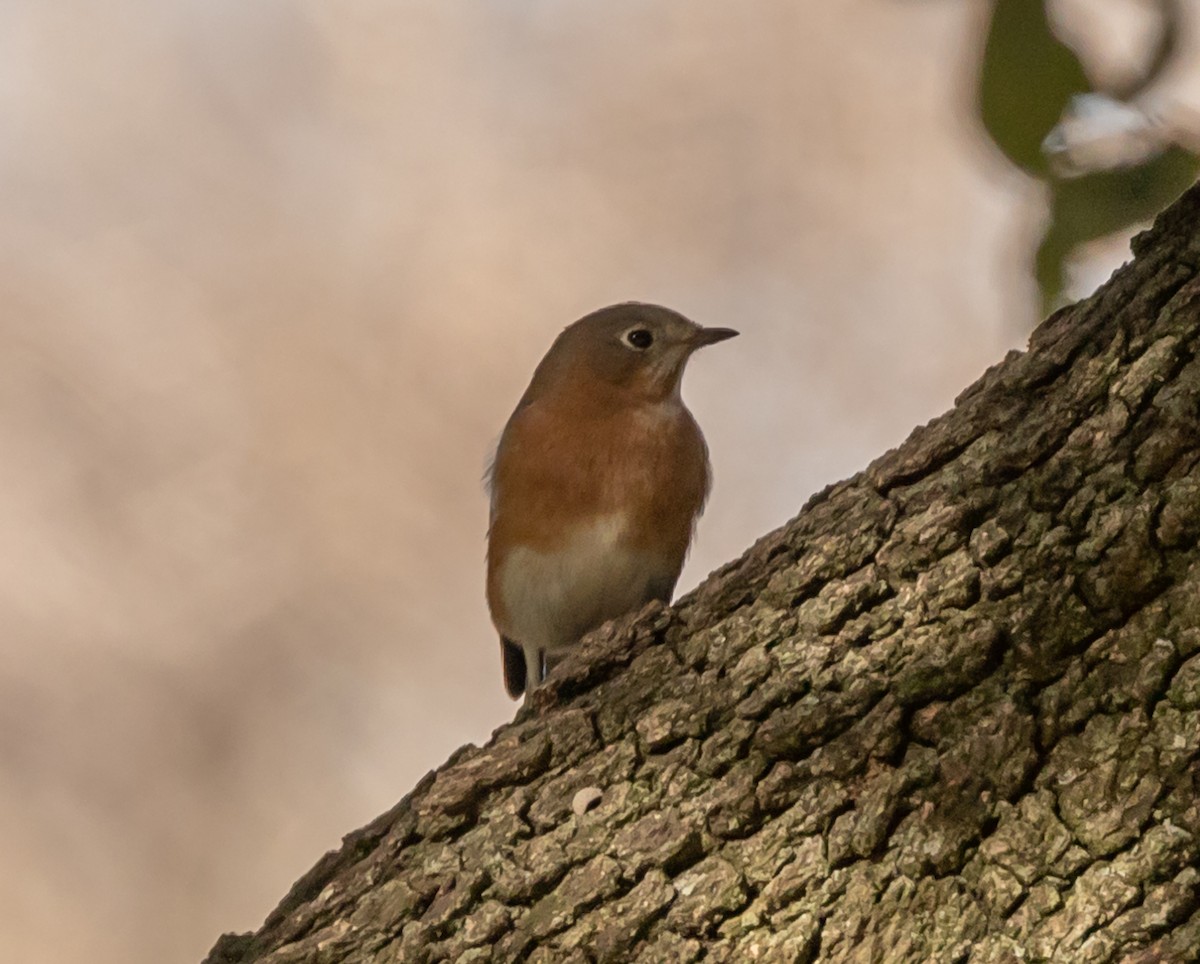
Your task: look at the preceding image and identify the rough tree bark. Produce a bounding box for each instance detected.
[206,185,1200,964]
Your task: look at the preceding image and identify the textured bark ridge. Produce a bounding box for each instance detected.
[207,186,1200,964]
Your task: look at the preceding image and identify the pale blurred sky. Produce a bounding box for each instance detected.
[1,2,1196,963]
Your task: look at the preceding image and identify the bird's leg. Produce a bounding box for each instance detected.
[524,645,544,690]
[543,649,571,679]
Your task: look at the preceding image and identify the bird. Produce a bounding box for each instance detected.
[485,302,738,699]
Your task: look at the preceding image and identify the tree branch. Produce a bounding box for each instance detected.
[206,183,1200,964]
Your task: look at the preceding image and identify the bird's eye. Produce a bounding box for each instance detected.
[624,328,654,350]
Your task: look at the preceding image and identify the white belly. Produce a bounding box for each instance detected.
[497,514,671,653]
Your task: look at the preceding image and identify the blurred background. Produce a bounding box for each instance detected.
[2,2,1197,962]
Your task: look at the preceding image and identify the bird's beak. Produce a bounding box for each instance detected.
[690,326,739,348]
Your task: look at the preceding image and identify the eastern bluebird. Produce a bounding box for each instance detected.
[486,302,737,699]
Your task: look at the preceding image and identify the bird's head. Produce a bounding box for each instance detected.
[527,302,738,404]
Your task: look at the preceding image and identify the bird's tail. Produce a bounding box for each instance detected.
[501,637,526,699]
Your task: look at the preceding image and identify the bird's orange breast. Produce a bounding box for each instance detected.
[485,378,710,634]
